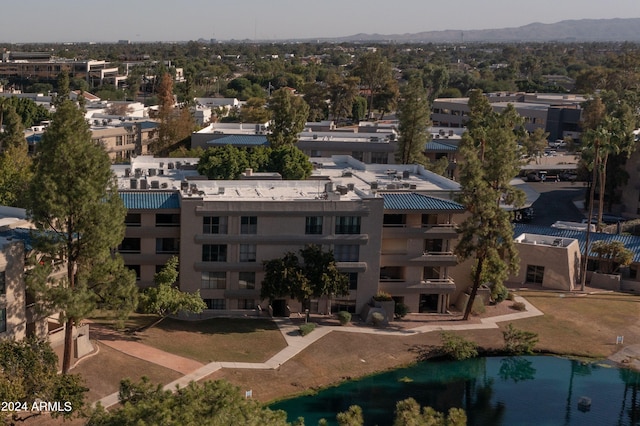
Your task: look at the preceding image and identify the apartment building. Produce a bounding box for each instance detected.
[0,209,48,342]
[115,155,467,316]
[432,92,586,142]
[191,121,399,164]
[90,120,157,161]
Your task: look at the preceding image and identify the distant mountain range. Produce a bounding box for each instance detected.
[324,18,640,43]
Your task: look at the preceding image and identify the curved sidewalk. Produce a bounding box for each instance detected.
[95,296,541,408]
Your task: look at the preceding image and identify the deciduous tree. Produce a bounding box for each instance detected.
[352,51,393,119]
[0,338,87,424]
[267,88,309,147]
[87,379,289,426]
[139,256,206,328]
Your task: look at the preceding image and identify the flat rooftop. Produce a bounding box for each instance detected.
[114,155,461,202]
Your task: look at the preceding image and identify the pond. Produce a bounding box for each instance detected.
[270,356,640,426]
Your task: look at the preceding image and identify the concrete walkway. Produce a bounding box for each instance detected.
[94,296,542,408]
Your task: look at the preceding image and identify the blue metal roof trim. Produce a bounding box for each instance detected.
[207,135,269,146]
[0,228,35,251]
[120,191,180,210]
[382,193,465,211]
[513,224,640,262]
[425,141,458,152]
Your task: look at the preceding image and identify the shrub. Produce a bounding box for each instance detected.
[373,291,393,301]
[470,297,485,315]
[511,301,526,311]
[337,311,352,325]
[440,331,478,360]
[506,292,515,301]
[299,323,316,336]
[371,312,385,326]
[395,302,410,319]
[491,282,509,303]
[503,323,538,354]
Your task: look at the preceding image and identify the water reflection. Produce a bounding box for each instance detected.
[270,356,640,426]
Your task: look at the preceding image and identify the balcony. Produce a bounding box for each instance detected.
[380,252,457,267]
[382,223,458,239]
[378,277,456,293]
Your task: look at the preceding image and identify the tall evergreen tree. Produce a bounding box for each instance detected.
[27,99,136,374]
[455,90,525,320]
[396,77,430,165]
[352,51,393,119]
[0,105,32,207]
[267,88,309,148]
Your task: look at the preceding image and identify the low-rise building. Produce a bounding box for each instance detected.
[115,155,467,316]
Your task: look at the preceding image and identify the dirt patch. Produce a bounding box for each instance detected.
[208,326,505,403]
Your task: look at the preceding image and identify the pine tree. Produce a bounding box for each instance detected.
[28,99,136,374]
[396,77,430,165]
[455,90,525,321]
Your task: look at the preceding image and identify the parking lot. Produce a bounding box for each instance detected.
[525,181,587,226]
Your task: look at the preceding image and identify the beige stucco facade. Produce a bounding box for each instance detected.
[509,233,581,291]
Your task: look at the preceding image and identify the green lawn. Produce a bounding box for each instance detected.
[136,317,287,363]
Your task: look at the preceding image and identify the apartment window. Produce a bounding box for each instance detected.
[203,216,228,234]
[126,134,135,145]
[119,238,141,253]
[115,136,123,146]
[351,151,364,162]
[305,216,323,235]
[334,245,359,262]
[126,265,140,281]
[347,272,358,290]
[156,238,180,254]
[202,245,227,262]
[526,265,545,284]
[239,244,257,262]
[125,213,141,227]
[239,299,256,310]
[371,152,388,164]
[423,266,440,280]
[240,216,257,234]
[238,272,256,289]
[0,271,5,295]
[156,213,180,227]
[204,299,226,310]
[0,308,5,333]
[424,239,444,253]
[201,272,226,289]
[335,216,361,234]
[383,214,405,226]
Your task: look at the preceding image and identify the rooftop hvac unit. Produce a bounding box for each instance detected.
[161,182,168,189]
[129,178,137,189]
[159,162,164,168]
[175,161,182,169]
[324,182,334,193]
[180,181,189,191]
[370,182,378,190]
[336,185,348,195]
[190,184,198,192]
[150,180,160,189]
[347,183,355,191]
[134,168,142,178]
[139,179,148,190]
[409,184,417,189]
[158,169,164,176]
[168,162,174,169]
[218,187,225,194]
[148,168,156,176]
[125,168,131,177]
[402,170,410,179]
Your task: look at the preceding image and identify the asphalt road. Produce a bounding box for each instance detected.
[525,181,588,226]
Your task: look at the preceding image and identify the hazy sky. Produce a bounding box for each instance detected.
[3,0,639,43]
